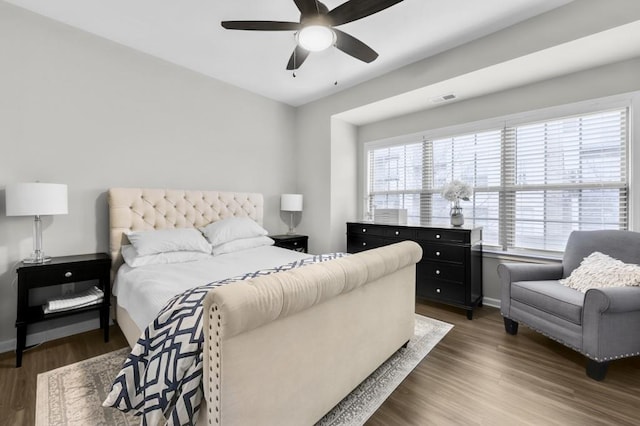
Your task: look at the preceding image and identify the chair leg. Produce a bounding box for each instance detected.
[503,317,518,335]
[586,359,609,381]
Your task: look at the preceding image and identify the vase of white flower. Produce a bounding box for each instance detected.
[441,180,472,227]
[450,199,465,226]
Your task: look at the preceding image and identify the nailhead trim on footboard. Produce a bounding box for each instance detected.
[208,304,222,425]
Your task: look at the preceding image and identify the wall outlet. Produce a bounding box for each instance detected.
[61,283,75,295]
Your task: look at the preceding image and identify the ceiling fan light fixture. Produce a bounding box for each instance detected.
[297,25,335,52]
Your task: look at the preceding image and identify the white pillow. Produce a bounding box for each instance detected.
[560,251,640,293]
[121,244,211,268]
[200,217,268,246]
[212,235,274,256]
[126,228,211,256]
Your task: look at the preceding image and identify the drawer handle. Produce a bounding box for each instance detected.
[64,271,73,278]
[435,270,441,275]
[435,251,441,256]
[362,228,367,233]
[395,231,399,236]
[293,242,298,246]
[436,288,441,293]
[362,242,367,246]
[435,234,441,239]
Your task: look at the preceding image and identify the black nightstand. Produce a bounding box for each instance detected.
[15,253,111,367]
[270,234,308,253]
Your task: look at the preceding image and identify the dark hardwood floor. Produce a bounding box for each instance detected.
[368,302,640,426]
[1,302,639,425]
[0,325,128,426]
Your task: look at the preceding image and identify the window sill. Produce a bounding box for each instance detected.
[482,248,562,263]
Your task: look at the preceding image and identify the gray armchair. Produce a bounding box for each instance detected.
[498,230,640,380]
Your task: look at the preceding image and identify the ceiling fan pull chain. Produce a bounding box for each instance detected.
[292,47,297,77]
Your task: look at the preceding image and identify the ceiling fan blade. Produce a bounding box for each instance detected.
[221,21,300,31]
[334,29,378,63]
[293,0,322,16]
[328,0,404,26]
[286,46,311,70]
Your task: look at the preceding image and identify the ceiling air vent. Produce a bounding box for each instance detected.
[430,93,457,104]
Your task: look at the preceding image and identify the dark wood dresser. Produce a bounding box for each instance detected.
[346,222,483,319]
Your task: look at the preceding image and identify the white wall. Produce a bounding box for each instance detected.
[329,118,358,252]
[0,3,297,349]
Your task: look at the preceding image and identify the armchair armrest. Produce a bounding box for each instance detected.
[498,262,563,316]
[584,286,640,314]
[497,262,564,283]
[583,286,640,360]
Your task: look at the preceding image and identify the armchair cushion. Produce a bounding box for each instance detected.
[512,280,584,325]
[560,252,640,293]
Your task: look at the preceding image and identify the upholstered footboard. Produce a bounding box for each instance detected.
[202,241,422,426]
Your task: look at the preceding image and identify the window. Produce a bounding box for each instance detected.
[365,107,629,254]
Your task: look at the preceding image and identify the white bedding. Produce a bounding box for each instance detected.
[113,245,312,330]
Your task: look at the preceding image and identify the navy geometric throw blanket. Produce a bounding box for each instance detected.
[103,253,347,426]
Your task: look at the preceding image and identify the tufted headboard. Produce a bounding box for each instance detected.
[108,188,264,280]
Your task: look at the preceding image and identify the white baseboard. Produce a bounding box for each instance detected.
[482,297,500,308]
[0,318,109,355]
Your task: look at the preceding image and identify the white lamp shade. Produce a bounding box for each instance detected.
[6,183,68,216]
[281,194,303,212]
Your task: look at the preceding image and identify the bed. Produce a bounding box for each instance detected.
[105,187,422,425]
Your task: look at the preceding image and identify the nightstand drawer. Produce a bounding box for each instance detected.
[270,235,308,253]
[278,239,305,251]
[20,262,105,286]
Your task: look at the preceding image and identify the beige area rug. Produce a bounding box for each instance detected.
[36,314,452,426]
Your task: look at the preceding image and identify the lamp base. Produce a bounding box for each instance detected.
[22,256,52,264]
[287,211,296,235]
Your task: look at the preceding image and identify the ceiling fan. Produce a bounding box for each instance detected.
[221,0,405,70]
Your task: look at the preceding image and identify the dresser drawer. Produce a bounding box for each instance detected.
[416,228,467,243]
[21,262,105,286]
[419,261,465,283]
[346,235,390,253]
[346,223,415,239]
[421,243,466,263]
[418,280,465,304]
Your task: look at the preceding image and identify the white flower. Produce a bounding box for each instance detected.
[441,180,472,202]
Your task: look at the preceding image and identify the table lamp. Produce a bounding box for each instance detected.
[5,182,68,263]
[281,194,303,235]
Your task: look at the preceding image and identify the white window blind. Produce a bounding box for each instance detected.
[365,107,629,254]
[431,130,503,244]
[503,109,628,252]
[368,142,423,224]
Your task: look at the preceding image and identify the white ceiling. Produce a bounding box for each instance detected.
[6,0,573,106]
